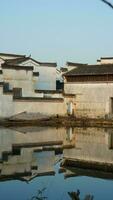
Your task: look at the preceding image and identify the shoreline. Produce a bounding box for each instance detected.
[60,158,113,177]
[1,116,113,128]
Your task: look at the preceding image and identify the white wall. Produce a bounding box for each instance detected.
[64,82,113,118]
[100,58,113,64]
[0,86,14,118]
[21,59,56,90]
[0,65,68,118]
[0,85,67,118]
[2,68,34,96]
[13,99,66,117]
[20,59,39,72]
[37,66,56,90]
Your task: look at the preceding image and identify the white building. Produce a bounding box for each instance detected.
[0,53,57,91]
[97,57,113,65]
[64,61,113,118]
[0,53,71,118]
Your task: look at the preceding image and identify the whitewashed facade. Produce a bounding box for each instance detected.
[64,61,113,118]
[0,53,57,91]
[0,63,66,118]
[97,57,113,65]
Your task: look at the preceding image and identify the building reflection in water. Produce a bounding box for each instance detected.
[0,127,74,182]
[63,127,113,164]
[0,127,113,182]
[61,127,113,180]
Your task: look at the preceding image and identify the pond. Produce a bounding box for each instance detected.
[0,126,113,200]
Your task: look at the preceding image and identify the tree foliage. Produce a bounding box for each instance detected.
[100,0,113,9]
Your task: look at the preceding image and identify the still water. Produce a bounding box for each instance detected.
[0,126,113,200]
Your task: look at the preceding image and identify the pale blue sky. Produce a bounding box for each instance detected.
[0,0,113,66]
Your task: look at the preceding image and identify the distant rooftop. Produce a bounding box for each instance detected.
[5,57,57,67]
[66,62,88,66]
[60,67,68,72]
[101,57,113,60]
[64,64,113,76]
[0,52,26,58]
[39,62,57,67]
[5,57,40,65]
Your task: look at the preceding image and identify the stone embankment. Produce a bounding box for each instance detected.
[1,113,113,127]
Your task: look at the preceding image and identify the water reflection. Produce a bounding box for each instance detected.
[30,187,47,200]
[1,126,113,180]
[63,127,113,171]
[68,190,94,200]
[0,127,74,182]
[29,188,94,200]
[0,126,113,200]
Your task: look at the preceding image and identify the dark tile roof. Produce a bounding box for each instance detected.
[5,57,30,65]
[0,53,25,58]
[5,57,41,65]
[5,57,57,67]
[64,64,113,76]
[2,64,33,71]
[30,58,41,65]
[101,57,113,60]
[66,62,88,66]
[39,62,57,67]
[60,67,68,72]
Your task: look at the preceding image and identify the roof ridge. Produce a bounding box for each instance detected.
[67,61,88,66]
[0,52,26,58]
[64,63,113,76]
[101,57,113,59]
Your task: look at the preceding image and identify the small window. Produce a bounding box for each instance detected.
[3,83,10,92]
[13,88,22,98]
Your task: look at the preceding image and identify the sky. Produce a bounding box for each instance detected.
[0,0,113,66]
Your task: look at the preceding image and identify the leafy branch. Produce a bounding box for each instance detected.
[100,0,113,9]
